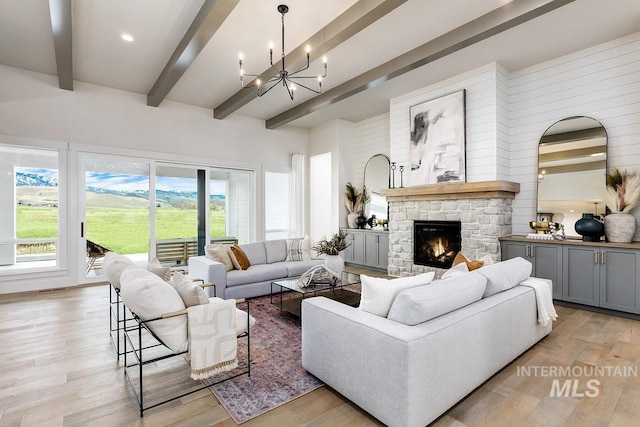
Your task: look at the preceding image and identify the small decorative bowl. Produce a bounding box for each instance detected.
[529,221,550,234]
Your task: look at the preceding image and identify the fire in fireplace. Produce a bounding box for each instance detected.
[414,220,462,268]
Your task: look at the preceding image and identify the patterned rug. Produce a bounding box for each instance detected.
[204,294,324,424]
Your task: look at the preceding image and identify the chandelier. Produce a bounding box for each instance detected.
[238,4,327,100]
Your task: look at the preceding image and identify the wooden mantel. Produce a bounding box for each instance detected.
[381,180,520,202]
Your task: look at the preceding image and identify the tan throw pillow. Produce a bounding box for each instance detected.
[146,257,171,281]
[228,248,241,270]
[453,252,484,271]
[170,273,209,307]
[229,245,251,270]
[206,244,234,271]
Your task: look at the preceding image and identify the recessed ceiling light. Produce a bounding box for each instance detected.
[121,33,134,42]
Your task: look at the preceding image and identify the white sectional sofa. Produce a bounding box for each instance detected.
[189,239,322,299]
[301,257,553,427]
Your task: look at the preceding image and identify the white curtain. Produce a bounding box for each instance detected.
[290,153,305,238]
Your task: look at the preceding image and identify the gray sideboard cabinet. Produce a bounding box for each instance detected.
[342,228,389,271]
[564,245,640,314]
[500,239,563,300]
[500,236,640,316]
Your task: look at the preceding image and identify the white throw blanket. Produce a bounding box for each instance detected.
[520,277,558,326]
[187,299,238,380]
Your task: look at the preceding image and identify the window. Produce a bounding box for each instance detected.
[0,144,60,271]
[265,171,290,240]
[310,153,332,239]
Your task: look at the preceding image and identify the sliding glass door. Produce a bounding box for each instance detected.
[81,155,150,279]
[80,154,255,279]
[155,165,199,265]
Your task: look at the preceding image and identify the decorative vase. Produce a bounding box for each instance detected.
[355,213,367,229]
[324,254,344,279]
[574,213,604,242]
[347,212,359,229]
[604,212,636,243]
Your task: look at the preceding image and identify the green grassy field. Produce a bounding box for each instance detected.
[17,206,226,254]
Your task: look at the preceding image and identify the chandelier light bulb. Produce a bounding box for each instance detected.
[305,45,311,53]
[323,56,327,64]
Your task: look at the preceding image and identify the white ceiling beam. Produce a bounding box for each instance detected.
[48,0,73,91]
[213,0,408,120]
[147,0,240,107]
[266,0,575,129]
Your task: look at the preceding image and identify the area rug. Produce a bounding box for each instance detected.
[204,294,323,424]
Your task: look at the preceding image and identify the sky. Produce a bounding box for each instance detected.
[85,172,227,194]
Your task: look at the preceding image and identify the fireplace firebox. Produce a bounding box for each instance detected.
[414,220,462,268]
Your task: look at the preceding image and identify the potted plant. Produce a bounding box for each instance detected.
[604,168,640,242]
[312,230,351,278]
[344,182,363,228]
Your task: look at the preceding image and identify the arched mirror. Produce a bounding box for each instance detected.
[364,154,390,221]
[537,116,607,237]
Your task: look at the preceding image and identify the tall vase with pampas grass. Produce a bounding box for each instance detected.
[344,182,368,228]
[604,168,640,243]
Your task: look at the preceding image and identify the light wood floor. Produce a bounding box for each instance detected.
[1,283,640,427]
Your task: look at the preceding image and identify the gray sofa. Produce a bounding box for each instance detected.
[301,258,553,427]
[188,239,322,299]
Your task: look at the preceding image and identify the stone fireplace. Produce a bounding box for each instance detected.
[381,181,519,277]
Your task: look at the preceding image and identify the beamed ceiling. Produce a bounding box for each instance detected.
[0,0,639,129]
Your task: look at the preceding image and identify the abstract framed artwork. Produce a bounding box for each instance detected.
[409,89,466,185]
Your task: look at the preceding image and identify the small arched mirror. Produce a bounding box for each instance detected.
[537,116,607,237]
[364,154,390,220]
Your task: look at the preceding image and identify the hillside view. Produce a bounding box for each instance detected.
[16,171,226,255]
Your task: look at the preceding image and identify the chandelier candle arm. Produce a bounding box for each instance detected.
[238,4,327,100]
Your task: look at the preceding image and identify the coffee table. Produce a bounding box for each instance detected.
[271,271,361,318]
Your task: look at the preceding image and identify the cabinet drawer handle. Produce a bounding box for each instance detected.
[594,250,598,264]
[531,246,535,258]
[601,251,605,264]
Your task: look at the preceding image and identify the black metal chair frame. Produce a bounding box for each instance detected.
[109,271,211,360]
[122,298,251,417]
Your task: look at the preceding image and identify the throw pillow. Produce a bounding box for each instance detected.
[359,272,435,317]
[228,248,242,270]
[299,236,312,261]
[285,238,305,261]
[441,261,469,279]
[120,268,188,353]
[146,257,171,281]
[206,244,234,272]
[387,272,487,325]
[103,252,136,289]
[453,252,484,271]
[170,272,209,307]
[229,245,251,270]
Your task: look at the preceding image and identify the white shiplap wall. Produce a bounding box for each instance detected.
[509,31,640,237]
[352,113,390,190]
[389,63,504,184]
